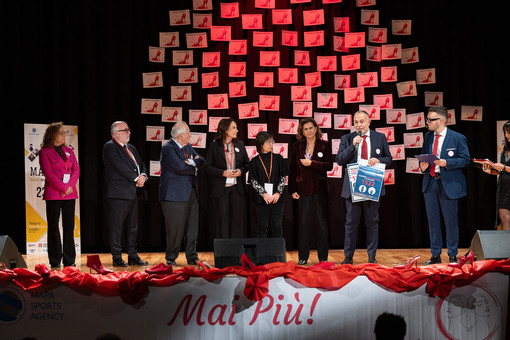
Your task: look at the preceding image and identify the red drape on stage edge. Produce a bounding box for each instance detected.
[1,259,509,305]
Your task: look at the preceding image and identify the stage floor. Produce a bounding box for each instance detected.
[22,248,469,272]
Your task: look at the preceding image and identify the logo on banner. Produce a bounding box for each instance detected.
[0,288,26,325]
[435,284,501,339]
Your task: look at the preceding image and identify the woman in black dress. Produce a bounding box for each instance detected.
[249,131,288,238]
[483,120,510,230]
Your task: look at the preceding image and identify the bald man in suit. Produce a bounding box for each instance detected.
[336,111,392,265]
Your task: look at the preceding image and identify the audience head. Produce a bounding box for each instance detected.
[374,312,406,340]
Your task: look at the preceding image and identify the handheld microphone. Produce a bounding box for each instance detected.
[355,130,362,150]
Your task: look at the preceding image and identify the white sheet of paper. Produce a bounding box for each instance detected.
[264,183,274,196]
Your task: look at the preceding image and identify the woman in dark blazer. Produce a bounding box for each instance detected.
[205,118,250,238]
[249,131,288,238]
[288,118,333,265]
[39,122,80,268]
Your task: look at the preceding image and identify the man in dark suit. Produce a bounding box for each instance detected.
[103,121,149,267]
[419,106,470,265]
[336,110,392,264]
[159,121,205,266]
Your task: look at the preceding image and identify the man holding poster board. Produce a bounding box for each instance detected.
[336,111,392,265]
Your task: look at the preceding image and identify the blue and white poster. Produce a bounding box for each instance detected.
[352,162,385,202]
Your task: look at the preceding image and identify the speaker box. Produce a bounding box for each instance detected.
[469,230,510,261]
[214,238,286,269]
[0,235,27,269]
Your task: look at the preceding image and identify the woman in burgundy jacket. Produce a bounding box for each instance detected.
[39,122,80,268]
[288,118,333,265]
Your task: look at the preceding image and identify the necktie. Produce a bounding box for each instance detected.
[430,134,440,176]
[361,135,368,160]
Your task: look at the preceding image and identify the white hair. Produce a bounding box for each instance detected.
[171,121,188,138]
[110,121,126,136]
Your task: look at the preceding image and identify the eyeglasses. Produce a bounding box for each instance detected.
[265,140,275,144]
[116,128,131,132]
[426,118,440,123]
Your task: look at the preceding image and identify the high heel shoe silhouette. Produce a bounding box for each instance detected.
[394,255,420,269]
[87,255,114,274]
[448,250,474,268]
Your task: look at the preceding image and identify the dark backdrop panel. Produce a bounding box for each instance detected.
[7,0,505,255]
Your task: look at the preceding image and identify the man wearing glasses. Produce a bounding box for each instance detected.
[419,106,470,265]
[103,121,149,267]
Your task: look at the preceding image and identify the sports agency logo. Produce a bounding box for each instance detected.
[0,288,26,325]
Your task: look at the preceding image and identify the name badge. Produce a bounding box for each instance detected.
[264,183,273,196]
[63,174,70,184]
[226,177,235,184]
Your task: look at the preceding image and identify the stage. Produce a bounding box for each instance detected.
[21,248,468,272]
[1,249,509,339]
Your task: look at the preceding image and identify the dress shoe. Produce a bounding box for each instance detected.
[297,260,307,265]
[424,256,441,265]
[368,255,377,264]
[128,257,149,266]
[449,256,458,263]
[341,257,353,265]
[112,258,128,267]
[166,260,177,266]
[187,259,199,266]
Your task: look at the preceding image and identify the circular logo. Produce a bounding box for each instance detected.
[435,284,500,339]
[0,288,26,325]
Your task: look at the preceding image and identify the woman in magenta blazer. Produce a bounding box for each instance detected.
[39,122,80,268]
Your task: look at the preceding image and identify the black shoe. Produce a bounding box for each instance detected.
[297,260,307,265]
[424,256,442,265]
[187,259,198,265]
[128,257,149,266]
[112,259,127,267]
[166,260,177,266]
[341,257,353,265]
[112,258,128,267]
[449,256,458,263]
[368,255,377,264]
